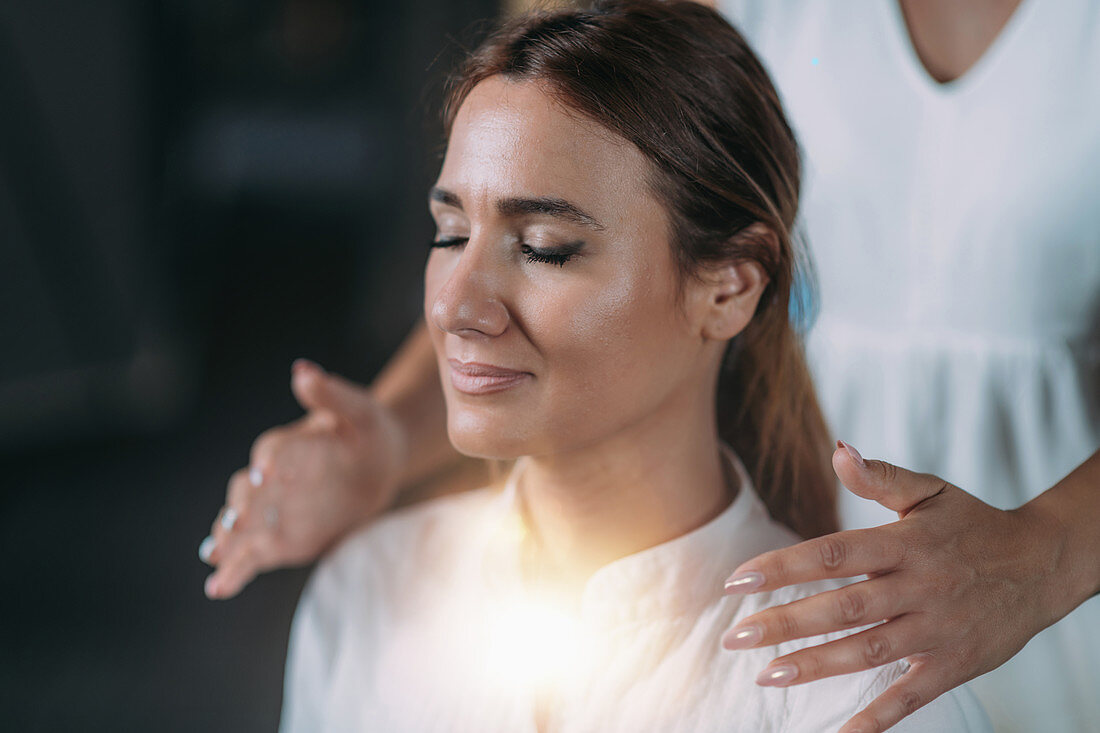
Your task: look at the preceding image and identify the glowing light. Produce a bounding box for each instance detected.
[477,589,598,696]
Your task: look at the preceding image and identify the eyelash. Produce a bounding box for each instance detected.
[429,237,576,268]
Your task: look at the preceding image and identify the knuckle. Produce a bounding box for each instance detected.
[235,503,255,528]
[795,651,823,679]
[861,633,892,667]
[312,410,341,433]
[773,611,800,640]
[950,641,981,672]
[928,478,951,499]
[208,531,234,562]
[897,687,924,717]
[846,704,887,733]
[860,713,887,733]
[251,426,287,465]
[227,471,254,505]
[757,551,787,585]
[226,468,246,492]
[935,562,968,597]
[817,536,849,572]
[230,538,259,571]
[837,588,867,625]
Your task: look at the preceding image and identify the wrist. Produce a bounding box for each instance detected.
[364,389,411,503]
[1019,489,1100,624]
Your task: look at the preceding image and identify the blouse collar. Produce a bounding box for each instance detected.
[478,446,784,628]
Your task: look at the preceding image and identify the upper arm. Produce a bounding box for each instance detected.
[279,557,355,732]
[279,531,385,733]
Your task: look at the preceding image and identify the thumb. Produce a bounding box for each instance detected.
[290,359,373,419]
[832,440,947,516]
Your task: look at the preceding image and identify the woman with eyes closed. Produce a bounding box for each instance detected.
[278,2,990,731]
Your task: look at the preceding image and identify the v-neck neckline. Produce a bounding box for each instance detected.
[883,0,1036,99]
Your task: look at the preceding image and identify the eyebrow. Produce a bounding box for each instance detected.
[429,186,605,231]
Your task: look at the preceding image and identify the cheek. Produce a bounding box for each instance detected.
[521,263,642,359]
[525,259,689,426]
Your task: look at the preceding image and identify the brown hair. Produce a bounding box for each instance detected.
[443,0,836,538]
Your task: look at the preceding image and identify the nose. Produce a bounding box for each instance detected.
[428,239,510,338]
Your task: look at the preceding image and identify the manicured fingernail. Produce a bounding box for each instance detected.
[724,571,765,594]
[198,535,216,563]
[249,467,263,487]
[756,664,798,686]
[837,440,866,468]
[220,507,239,531]
[204,575,219,599]
[723,625,762,650]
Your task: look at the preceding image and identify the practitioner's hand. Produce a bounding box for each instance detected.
[199,360,406,599]
[720,441,1068,733]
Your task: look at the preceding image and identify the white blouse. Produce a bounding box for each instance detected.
[717,2,1100,731]
[281,455,989,732]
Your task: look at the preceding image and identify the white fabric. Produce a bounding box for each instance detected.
[718,1,1100,731]
[282,454,989,732]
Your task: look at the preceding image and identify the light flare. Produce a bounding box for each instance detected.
[476,588,599,696]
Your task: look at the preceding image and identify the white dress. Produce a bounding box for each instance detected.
[717,1,1100,731]
[281,454,990,732]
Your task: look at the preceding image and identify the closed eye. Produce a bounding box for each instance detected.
[521,244,575,267]
[430,236,469,249]
[429,237,581,268]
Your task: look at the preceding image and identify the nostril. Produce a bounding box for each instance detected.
[430,279,509,338]
[450,299,509,337]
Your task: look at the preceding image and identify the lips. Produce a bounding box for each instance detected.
[447,359,532,395]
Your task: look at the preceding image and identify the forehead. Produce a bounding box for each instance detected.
[438,77,656,222]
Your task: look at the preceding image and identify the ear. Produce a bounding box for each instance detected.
[694,223,774,341]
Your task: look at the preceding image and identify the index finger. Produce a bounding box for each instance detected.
[723,526,905,594]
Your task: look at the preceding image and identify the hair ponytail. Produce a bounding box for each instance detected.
[719,275,837,538]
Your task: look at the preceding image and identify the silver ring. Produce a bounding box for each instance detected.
[220,507,239,531]
[264,505,279,529]
[198,535,216,563]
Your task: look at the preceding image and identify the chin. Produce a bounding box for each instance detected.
[447,410,534,461]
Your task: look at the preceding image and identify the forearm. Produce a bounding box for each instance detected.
[1021,448,1100,623]
[369,319,464,489]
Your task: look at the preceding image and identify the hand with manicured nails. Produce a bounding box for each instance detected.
[199,359,406,599]
[721,440,1070,733]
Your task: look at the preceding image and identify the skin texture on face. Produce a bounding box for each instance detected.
[425,76,728,462]
[424,75,772,588]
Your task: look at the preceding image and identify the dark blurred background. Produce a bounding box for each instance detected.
[1,0,501,729]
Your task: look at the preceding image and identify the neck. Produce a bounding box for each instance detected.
[898,0,1024,84]
[516,381,735,593]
